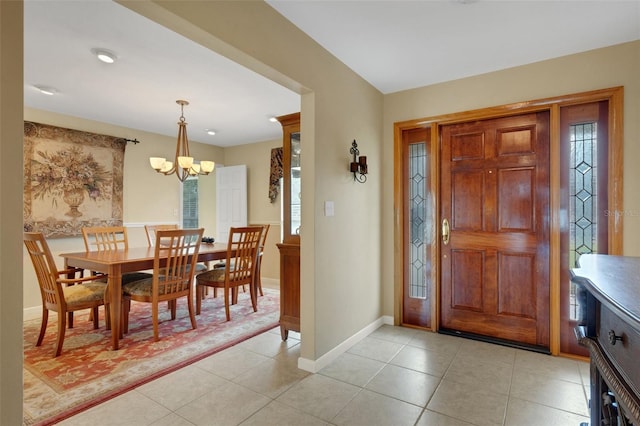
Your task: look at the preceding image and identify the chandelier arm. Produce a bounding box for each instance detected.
[149,99,214,182]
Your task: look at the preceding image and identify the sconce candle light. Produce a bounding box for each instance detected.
[350,139,368,183]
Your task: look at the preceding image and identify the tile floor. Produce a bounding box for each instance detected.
[59,325,590,426]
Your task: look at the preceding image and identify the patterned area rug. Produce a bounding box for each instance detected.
[23,288,280,426]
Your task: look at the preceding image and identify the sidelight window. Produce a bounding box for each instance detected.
[409,142,428,299]
[568,122,598,320]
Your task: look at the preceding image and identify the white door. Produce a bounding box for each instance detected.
[216,165,247,243]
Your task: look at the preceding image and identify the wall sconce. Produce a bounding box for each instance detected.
[349,140,367,183]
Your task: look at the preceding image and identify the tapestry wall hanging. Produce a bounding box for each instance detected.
[23,121,126,238]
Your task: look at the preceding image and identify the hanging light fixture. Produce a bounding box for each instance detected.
[149,100,215,182]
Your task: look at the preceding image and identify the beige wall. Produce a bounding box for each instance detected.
[120,0,386,363]
[1,1,25,423]
[381,40,640,316]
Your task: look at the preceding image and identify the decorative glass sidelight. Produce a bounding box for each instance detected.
[569,122,598,320]
[409,142,428,299]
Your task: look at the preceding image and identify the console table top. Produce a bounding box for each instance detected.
[571,254,640,334]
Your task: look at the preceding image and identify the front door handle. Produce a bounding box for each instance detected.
[442,218,450,245]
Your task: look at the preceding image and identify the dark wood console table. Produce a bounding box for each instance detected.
[571,254,640,425]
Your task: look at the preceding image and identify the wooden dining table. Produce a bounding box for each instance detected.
[60,243,229,350]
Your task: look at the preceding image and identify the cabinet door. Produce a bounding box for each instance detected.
[278,113,301,244]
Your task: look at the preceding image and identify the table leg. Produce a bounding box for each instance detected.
[108,265,123,350]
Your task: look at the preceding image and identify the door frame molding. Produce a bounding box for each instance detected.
[393,86,624,355]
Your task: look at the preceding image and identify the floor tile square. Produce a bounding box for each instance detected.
[365,364,440,407]
[276,374,360,422]
[332,389,423,426]
[319,352,385,387]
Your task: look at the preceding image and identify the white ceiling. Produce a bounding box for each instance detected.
[24,1,640,147]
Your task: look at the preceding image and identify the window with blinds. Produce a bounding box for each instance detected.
[182,177,198,228]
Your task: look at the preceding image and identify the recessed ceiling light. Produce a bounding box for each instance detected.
[91,48,117,64]
[34,85,57,95]
[205,129,216,136]
[269,117,278,122]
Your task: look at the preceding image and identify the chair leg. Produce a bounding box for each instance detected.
[54,310,67,357]
[152,300,160,342]
[104,304,111,330]
[169,300,177,320]
[36,307,48,347]
[122,298,131,335]
[91,307,100,329]
[250,280,258,313]
[68,311,74,329]
[196,285,202,315]
[257,257,264,296]
[186,295,197,330]
[224,286,231,321]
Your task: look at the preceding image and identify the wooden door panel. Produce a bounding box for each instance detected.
[451,132,485,161]
[497,167,534,232]
[441,111,550,349]
[450,249,484,312]
[497,252,536,318]
[496,127,535,156]
[452,171,485,231]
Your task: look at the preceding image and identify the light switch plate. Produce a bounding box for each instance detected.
[324,201,334,217]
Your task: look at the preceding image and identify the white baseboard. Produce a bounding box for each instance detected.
[297,315,394,373]
[261,277,279,290]
[23,305,42,322]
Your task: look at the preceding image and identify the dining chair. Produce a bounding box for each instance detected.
[144,224,178,247]
[82,225,153,284]
[24,232,110,357]
[195,226,263,321]
[210,224,270,297]
[250,223,270,297]
[145,223,210,274]
[121,228,204,341]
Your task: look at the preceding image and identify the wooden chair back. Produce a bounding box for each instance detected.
[82,226,129,252]
[152,228,204,300]
[195,226,263,320]
[225,226,264,289]
[249,223,271,253]
[144,224,179,247]
[24,232,64,311]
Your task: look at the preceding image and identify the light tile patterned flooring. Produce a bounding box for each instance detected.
[59,325,590,426]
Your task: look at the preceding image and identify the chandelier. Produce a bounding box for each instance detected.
[149,100,215,182]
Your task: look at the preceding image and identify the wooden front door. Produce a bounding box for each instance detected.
[440,112,550,349]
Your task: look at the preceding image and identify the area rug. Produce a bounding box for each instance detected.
[23,288,280,426]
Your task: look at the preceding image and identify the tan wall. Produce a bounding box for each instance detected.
[121,0,385,361]
[381,40,640,316]
[1,1,25,422]
[224,139,285,283]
